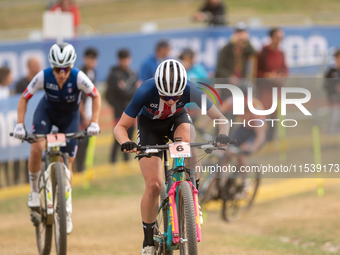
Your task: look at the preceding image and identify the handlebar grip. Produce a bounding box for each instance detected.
[137,146,145,151]
[229,139,237,145]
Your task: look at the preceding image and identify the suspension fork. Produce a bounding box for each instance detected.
[164,150,173,189]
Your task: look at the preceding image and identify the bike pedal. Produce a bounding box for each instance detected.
[30,210,41,226]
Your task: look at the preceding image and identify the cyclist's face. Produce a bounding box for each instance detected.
[53,67,71,85]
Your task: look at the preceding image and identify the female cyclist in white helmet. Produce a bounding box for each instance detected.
[13,42,102,235]
[114,58,231,255]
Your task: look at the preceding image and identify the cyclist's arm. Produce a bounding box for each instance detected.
[206,105,230,136]
[77,71,101,123]
[17,70,44,124]
[17,95,29,124]
[219,97,233,113]
[90,92,101,123]
[251,121,267,152]
[113,113,135,144]
[113,82,152,146]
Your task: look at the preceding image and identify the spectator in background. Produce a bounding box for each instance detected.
[76,47,98,172]
[216,22,257,80]
[179,48,210,123]
[216,22,257,100]
[0,66,12,100]
[0,66,13,187]
[179,48,209,80]
[14,58,40,184]
[324,49,340,134]
[256,27,288,141]
[140,40,170,82]
[193,0,227,26]
[16,58,41,94]
[106,49,139,163]
[50,0,81,32]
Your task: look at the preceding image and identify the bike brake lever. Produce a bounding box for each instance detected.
[216,147,226,151]
[134,153,152,159]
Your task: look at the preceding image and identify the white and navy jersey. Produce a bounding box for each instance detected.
[24,67,97,112]
[124,78,213,120]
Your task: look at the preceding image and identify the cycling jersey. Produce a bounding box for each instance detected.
[24,67,97,112]
[124,78,212,120]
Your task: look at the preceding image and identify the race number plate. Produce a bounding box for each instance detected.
[169,142,191,158]
[46,133,66,147]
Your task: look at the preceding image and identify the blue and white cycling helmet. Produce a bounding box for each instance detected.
[155,59,187,96]
[48,42,77,68]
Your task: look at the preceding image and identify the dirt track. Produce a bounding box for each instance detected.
[1,182,340,255]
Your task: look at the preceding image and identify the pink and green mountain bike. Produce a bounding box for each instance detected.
[136,137,227,255]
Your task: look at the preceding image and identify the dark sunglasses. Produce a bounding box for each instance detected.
[53,66,71,74]
[159,95,182,101]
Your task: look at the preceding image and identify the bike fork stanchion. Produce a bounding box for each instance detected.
[189,168,196,188]
[164,151,173,188]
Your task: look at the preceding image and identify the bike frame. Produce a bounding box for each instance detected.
[160,150,202,251]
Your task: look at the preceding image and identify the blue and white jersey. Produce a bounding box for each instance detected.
[124,78,213,120]
[24,67,97,112]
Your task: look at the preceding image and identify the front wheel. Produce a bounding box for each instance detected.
[222,170,261,222]
[178,182,198,255]
[53,162,67,255]
[35,162,53,255]
[198,173,219,206]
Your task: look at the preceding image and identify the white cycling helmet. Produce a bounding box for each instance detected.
[155,59,187,96]
[48,43,77,68]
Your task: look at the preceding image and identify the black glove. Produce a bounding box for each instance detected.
[215,134,231,145]
[121,142,138,152]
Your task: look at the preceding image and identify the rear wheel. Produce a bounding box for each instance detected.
[35,162,53,255]
[178,182,197,255]
[53,162,67,255]
[222,170,261,222]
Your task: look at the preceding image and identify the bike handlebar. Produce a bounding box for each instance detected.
[9,130,90,144]
[136,139,236,152]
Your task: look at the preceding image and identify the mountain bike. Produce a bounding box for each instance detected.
[198,145,261,222]
[136,137,228,255]
[10,130,89,255]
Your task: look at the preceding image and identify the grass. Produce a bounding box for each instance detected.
[0,0,340,31]
[3,174,339,254]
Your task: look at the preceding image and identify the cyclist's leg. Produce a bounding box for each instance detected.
[229,126,256,168]
[174,123,198,173]
[29,103,52,206]
[139,157,163,223]
[30,104,52,181]
[57,109,80,185]
[137,114,166,248]
[56,110,79,234]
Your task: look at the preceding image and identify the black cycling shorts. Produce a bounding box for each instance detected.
[32,99,79,158]
[137,109,193,159]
